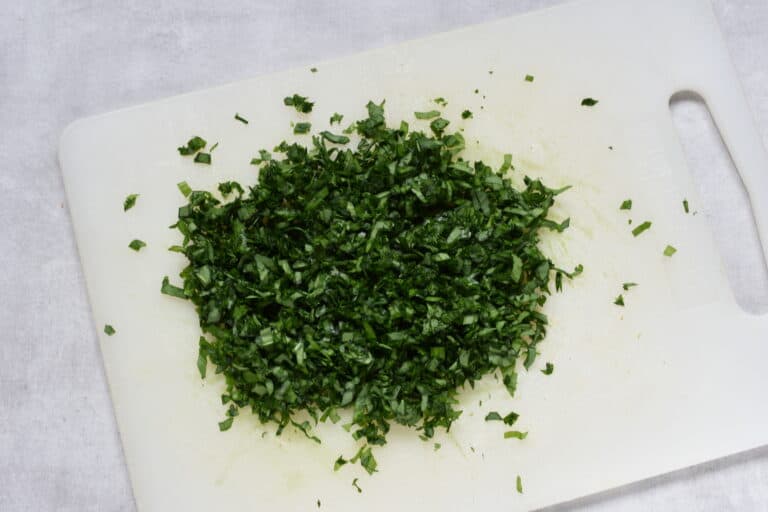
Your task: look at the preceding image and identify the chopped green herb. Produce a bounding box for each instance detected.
[614,295,625,306]
[503,412,519,426]
[209,142,219,152]
[461,110,473,119]
[541,362,554,375]
[414,110,441,120]
[484,412,503,422]
[504,430,528,440]
[123,194,139,211]
[620,199,632,210]
[663,245,677,257]
[310,67,318,73]
[218,417,234,431]
[170,100,576,473]
[330,112,344,125]
[581,98,599,107]
[434,442,441,451]
[104,324,116,336]
[333,456,348,471]
[250,149,272,165]
[194,152,211,165]
[178,136,206,155]
[234,113,249,124]
[632,221,652,237]
[293,122,311,134]
[622,282,638,291]
[499,153,513,173]
[683,199,689,214]
[516,475,523,494]
[283,94,314,113]
[317,499,321,508]
[128,239,146,252]
[525,74,534,82]
[352,478,362,493]
[320,131,350,145]
[177,181,192,197]
[433,97,448,107]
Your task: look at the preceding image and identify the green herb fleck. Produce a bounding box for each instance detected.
[663,245,677,257]
[581,98,599,107]
[683,199,690,214]
[433,97,448,107]
[320,131,350,145]
[614,295,625,306]
[310,67,318,73]
[177,182,192,197]
[123,194,139,211]
[104,324,116,336]
[209,142,219,152]
[503,412,519,426]
[294,122,312,134]
[330,112,344,125]
[128,239,146,252]
[218,417,234,431]
[414,110,441,120]
[504,430,528,440]
[434,442,441,451]
[334,456,348,471]
[234,113,249,124]
[622,282,638,291]
[620,199,632,210]
[194,152,211,165]
[516,475,523,494]
[178,136,206,155]
[160,276,186,299]
[352,478,362,493]
[484,412,503,422]
[541,362,554,375]
[632,221,652,237]
[284,94,314,113]
[525,74,534,82]
[461,110,473,119]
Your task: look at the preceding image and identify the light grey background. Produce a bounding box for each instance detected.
[1,1,767,511]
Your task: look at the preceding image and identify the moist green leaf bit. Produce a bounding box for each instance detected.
[614,295,625,306]
[194,152,211,165]
[178,136,207,155]
[504,430,528,440]
[581,98,599,107]
[284,94,314,113]
[330,113,344,125]
[461,110,473,119]
[234,113,249,124]
[169,101,575,472]
[620,199,632,210]
[123,194,139,211]
[525,75,534,82]
[294,122,312,134]
[683,199,690,214]
[632,221,651,237]
[541,362,554,375]
[664,245,677,257]
[104,324,116,336]
[516,475,523,493]
[128,239,146,252]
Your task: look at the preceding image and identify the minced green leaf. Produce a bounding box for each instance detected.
[160,276,186,299]
[330,112,344,125]
[128,239,146,251]
[234,113,249,124]
[504,430,528,440]
[525,75,534,82]
[294,122,312,134]
[683,199,690,214]
[503,412,519,426]
[194,152,211,164]
[664,245,677,257]
[541,362,554,375]
[433,97,447,107]
[484,412,503,422]
[334,456,348,471]
[320,131,350,145]
[581,98,599,107]
[284,94,314,113]
[351,478,362,493]
[516,475,523,493]
[178,136,206,155]
[177,181,192,197]
[622,282,638,291]
[620,199,632,210]
[414,110,440,120]
[461,110,473,119]
[123,194,139,211]
[104,324,116,336]
[614,295,625,306]
[218,417,234,431]
[632,221,652,237]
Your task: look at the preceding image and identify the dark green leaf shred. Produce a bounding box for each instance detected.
[541,362,554,375]
[620,199,632,210]
[178,136,206,155]
[294,122,312,134]
[664,245,677,257]
[194,152,211,165]
[128,239,146,251]
[581,98,599,107]
[461,110,473,119]
[235,113,249,124]
[284,94,314,113]
[525,75,534,82]
[614,295,625,306]
[632,221,651,237]
[123,194,139,211]
[104,324,116,336]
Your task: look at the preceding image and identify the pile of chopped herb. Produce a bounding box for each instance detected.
[163,100,577,473]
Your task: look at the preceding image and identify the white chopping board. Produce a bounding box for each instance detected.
[58,0,768,509]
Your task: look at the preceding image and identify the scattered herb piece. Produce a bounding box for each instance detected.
[317,499,321,508]
[525,74,534,82]
[330,112,344,125]
[283,94,314,113]
[433,97,448,106]
[209,142,219,152]
[250,149,272,165]
[234,113,249,124]
[503,412,519,426]
[504,431,528,440]
[632,221,652,237]
[581,98,599,107]
[414,110,440,120]
[485,412,503,422]
[434,443,441,451]
[178,136,206,155]
[320,131,350,145]
[310,67,318,73]
[170,100,576,473]
[293,122,312,134]
[614,295,625,306]
[177,181,192,197]
[104,324,116,336]
[516,475,523,494]
[683,199,689,214]
[541,362,554,375]
[461,110,473,119]
[123,194,139,211]
[352,478,362,493]
[499,153,513,173]
[194,152,211,165]
[663,245,677,257]
[474,88,479,94]
[334,456,348,471]
[620,199,632,210]
[622,282,638,291]
[218,417,234,431]
[128,239,146,252]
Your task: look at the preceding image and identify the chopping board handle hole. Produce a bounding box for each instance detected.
[669,91,768,314]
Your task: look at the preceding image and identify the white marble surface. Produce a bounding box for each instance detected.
[1,1,767,510]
